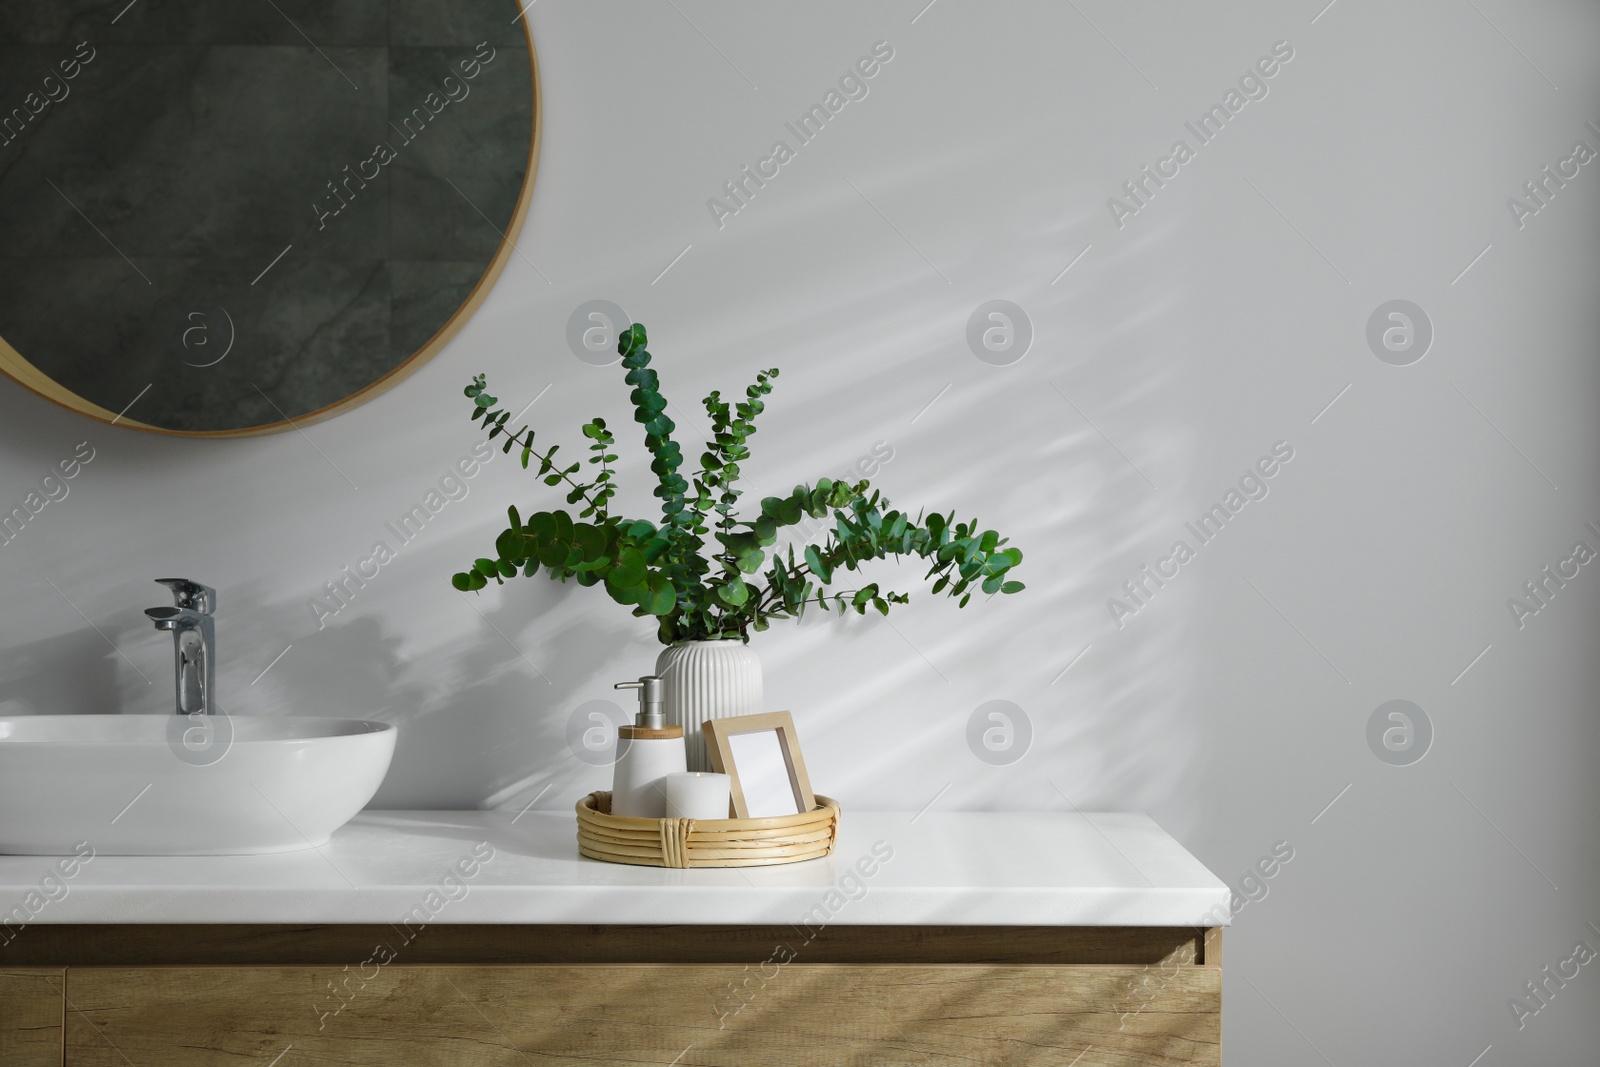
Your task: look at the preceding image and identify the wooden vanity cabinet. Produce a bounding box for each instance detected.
[3,925,1221,1066]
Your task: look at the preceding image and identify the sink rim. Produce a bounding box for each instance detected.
[0,714,396,745]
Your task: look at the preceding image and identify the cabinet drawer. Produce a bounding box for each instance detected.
[64,964,1220,1066]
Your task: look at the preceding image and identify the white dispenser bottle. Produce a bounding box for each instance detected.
[610,675,686,818]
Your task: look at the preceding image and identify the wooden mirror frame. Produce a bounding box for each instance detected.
[0,14,541,440]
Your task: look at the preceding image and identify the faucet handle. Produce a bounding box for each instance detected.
[145,606,195,630]
[156,579,216,614]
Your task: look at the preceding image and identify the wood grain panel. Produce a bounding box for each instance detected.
[65,964,1221,1066]
[0,968,63,1067]
[14,923,1204,967]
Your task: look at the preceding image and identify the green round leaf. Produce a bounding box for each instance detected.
[610,547,646,588]
[641,573,677,616]
[537,537,568,568]
[575,524,607,561]
[551,511,574,543]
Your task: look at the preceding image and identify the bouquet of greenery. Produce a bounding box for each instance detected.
[453,323,1023,643]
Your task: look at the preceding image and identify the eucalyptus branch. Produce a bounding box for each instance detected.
[617,325,689,533]
[451,325,1023,644]
[463,376,609,514]
[698,369,777,575]
[581,417,617,521]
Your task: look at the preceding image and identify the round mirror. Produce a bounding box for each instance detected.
[0,2,538,436]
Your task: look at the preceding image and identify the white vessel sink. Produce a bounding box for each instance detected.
[0,716,396,855]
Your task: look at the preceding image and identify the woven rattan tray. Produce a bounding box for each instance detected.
[576,790,840,868]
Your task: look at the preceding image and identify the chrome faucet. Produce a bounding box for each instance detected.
[145,579,216,716]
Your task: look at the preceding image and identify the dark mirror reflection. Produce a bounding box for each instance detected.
[0,1,536,434]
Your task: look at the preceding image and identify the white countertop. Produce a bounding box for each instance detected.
[0,810,1231,927]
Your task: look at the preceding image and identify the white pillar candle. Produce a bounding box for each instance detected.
[665,772,732,820]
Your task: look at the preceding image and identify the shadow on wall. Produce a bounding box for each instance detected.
[0,149,1198,818]
[0,626,123,716]
[658,172,1197,819]
[266,586,636,811]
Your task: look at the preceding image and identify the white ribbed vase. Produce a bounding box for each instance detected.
[655,640,763,772]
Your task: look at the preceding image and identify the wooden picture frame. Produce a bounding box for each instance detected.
[701,712,816,820]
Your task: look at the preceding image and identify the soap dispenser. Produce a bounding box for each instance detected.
[610,675,686,818]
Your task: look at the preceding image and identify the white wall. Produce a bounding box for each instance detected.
[2,1,1598,1061]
